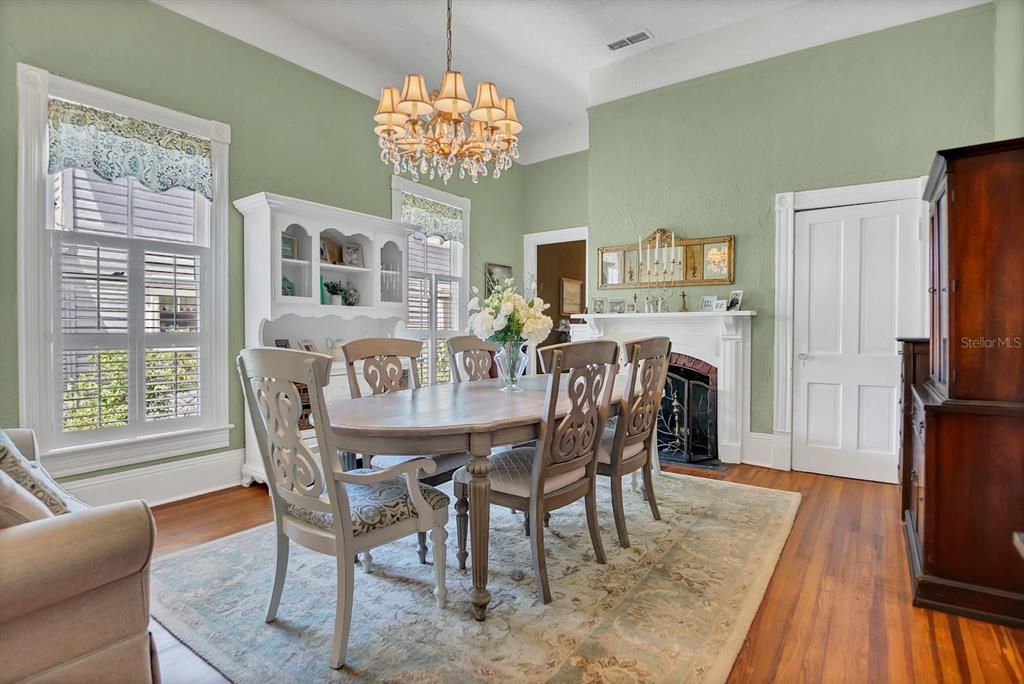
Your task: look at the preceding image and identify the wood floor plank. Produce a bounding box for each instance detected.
[148,466,1024,682]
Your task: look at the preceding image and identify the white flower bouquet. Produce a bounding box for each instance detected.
[467,278,552,390]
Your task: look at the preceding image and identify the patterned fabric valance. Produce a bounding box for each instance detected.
[400,192,464,243]
[47,98,214,201]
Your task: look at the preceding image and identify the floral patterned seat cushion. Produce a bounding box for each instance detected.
[0,431,69,515]
[287,470,449,536]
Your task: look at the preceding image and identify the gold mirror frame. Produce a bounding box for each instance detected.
[597,229,734,289]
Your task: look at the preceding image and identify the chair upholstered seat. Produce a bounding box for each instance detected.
[453,447,585,499]
[370,451,468,474]
[597,426,646,464]
[287,469,450,536]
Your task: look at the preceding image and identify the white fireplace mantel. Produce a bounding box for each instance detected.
[569,311,757,466]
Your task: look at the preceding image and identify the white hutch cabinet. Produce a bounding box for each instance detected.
[234,192,414,483]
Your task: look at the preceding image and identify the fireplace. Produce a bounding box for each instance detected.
[657,353,718,464]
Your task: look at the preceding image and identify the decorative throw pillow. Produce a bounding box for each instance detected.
[0,468,53,528]
[0,431,69,515]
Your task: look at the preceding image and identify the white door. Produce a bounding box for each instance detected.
[792,199,924,483]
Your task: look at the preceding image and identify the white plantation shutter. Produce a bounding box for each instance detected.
[405,210,465,384]
[49,168,210,447]
[407,275,431,331]
[60,243,129,334]
[145,348,200,420]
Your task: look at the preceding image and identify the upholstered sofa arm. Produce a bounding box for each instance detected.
[0,500,155,623]
[4,428,38,462]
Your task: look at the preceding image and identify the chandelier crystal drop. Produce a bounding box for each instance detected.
[373,0,522,184]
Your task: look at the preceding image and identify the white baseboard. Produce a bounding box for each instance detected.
[61,448,245,507]
[742,432,791,471]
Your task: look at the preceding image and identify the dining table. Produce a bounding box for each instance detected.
[325,372,627,621]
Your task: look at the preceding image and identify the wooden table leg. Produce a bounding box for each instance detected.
[467,434,493,621]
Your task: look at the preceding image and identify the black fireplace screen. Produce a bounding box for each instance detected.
[657,366,717,464]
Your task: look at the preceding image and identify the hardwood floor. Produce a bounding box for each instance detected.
[149,465,1024,683]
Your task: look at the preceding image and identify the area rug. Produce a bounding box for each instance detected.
[151,473,800,683]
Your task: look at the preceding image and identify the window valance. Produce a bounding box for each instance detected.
[47,98,213,201]
[400,192,464,243]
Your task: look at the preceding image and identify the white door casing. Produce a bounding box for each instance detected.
[792,199,922,483]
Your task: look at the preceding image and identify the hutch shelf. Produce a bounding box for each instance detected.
[234,192,414,483]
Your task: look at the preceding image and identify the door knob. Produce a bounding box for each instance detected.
[798,353,811,360]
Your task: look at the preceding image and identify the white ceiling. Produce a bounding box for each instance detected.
[157,0,987,164]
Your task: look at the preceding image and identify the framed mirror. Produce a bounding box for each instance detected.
[597,229,734,289]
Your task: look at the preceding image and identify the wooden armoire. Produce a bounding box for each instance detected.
[900,137,1024,627]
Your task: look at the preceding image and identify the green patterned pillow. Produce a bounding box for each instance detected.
[0,431,69,515]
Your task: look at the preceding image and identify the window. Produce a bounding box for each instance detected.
[17,65,230,475]
[407,232,464,385]
[53,170,208,439]
[391,178,469,386]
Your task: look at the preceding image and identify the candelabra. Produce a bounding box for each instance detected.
[638,241,681,312]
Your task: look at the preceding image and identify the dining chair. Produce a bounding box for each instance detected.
[597,336,671,548]
[342,337,467,564]
[237,347,449,669]
[447,335,497,382]
[453,339,618,603]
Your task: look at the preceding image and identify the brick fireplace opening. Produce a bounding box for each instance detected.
[657,352,718,464]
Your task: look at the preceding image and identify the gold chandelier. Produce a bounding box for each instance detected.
[373,0,522,184]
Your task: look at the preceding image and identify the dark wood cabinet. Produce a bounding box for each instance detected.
[897,338,929,516]
[901,137,1024,628]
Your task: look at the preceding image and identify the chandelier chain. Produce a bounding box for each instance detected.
[446,0,453,72]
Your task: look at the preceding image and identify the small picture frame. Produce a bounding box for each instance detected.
[560,277,583,315]
[609,299,626,314]
[298,339,318,353]
[484,263,513,297]
[713,299,728,312]
[727,289,744,311]
[281,234,297,260]
[274,338,291,348]
[342,242,364,268]
[592,298,607,314]
[701,295,718,312]
[320,237,340,264]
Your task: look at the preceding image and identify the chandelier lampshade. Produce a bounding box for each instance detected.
[372,0,521,184]
[469,82,504,122]
[495,97,523,136]
[397,74,433,116]
[374,87,408,127]
[435,70,471,114]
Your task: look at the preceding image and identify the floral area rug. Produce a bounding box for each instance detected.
[151,473,799,683]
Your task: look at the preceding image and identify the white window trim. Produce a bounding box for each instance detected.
[16,63,232,476]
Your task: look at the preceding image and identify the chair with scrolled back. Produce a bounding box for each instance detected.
[237,347,448,669]
[341,337,467,564]
[597,336,671,547]
[453,339,618,603]
[447,335,497,383]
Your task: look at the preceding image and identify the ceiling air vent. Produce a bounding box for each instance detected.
[607,30,653,52]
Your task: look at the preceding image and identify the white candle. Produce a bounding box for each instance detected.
[646,244,651,268]
[638,236,642,264]
[655,232,660,261]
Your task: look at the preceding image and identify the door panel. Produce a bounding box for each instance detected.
[793,199,923,483]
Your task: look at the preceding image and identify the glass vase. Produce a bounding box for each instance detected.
[495,339,528,392]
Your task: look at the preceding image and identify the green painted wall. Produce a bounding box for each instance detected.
[522,150,588,234]
[0,0,524,472]
[587,5,995,434]
[995,0,1024,138]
